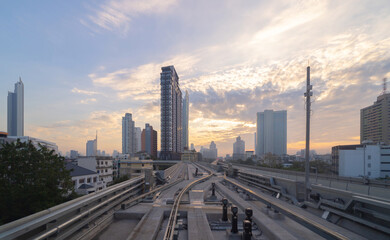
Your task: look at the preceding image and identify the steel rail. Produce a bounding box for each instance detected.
[0,176,144,240]
[59,173,185,240]
[163,164,213,240]
[33,181,144,240]
[33,170,186,240]
[223,176,350,240]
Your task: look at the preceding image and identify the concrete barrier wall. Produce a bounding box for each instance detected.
[369,187,390,199]
[346,183,369,195]
[329,181,348,191]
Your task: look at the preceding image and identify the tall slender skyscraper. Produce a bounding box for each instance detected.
[141,123,158,158]
[160,66,182,160]
[122,113,136,154]
[135,127,141,152]
[256,110,287,156]
[7,78,24,136]
[182,90,189,150]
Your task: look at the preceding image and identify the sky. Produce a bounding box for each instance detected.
[1,0,390,156]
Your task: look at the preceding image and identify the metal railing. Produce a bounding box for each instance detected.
[0,176,144,240]
[225,163,390,187]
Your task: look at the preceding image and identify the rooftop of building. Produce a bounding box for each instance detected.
[65,163,97,177]
[0,132,8,138]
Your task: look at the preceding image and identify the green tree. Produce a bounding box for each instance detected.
[0,140,74,224]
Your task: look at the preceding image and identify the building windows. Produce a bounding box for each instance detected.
[87,178,91,183]
[79,178,85,184]
[368,155,371,160]
[368,163,371,168]
[93,177,97,183]
[368,171,371,176]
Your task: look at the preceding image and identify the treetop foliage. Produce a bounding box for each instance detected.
[0,140,74,225]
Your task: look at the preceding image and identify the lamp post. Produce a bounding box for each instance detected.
[304,65,313,201]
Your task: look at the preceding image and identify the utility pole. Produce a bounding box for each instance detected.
[304,64,313,201]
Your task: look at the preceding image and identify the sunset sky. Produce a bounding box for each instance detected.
[1,0,390,156]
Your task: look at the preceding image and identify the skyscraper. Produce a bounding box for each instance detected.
[7,78,24,136]
[233,136,245,161]
[122,113,136,154]
[135,127,141,153]
[199,141,218,159]
[209,141,218,159]
[141,123,158,159]
[86,132,97,156]
[361,90,390,144]
[256,110,287,156]
[182,90,189,150]
[160,66,182,160]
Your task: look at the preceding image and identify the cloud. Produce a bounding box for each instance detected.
[251,0,327,43]
[80,98,97,104]
[28,110,128,155]
[81,27,390,155]
[89,54,199,101]
[49,0,390,156]
[82,0,178,34]
[71,87,101,96]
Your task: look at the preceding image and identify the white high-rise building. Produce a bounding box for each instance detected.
[135,127,141,153]
[256,110,287,156]
[122,113,136,154]
[182,90,189,150]
[86,133,97,157]
[233,136,245,161]
[7,78,24,136]
[209,141,217,159]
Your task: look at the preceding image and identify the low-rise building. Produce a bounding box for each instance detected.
[7,136,59,153]
[76,156,114,188]
[66,163,103,194]
[181,149,199,162]
[0,132,15,149]
[334,143,390,178]
[119,159,153,178]
[245,150,255,160]
[332,144,363,174]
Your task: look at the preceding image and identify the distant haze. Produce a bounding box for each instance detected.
[0,0,389,156]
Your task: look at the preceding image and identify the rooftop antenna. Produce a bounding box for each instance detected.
[382,78,388,95]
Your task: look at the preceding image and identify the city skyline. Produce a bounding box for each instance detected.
[1,1,390,156]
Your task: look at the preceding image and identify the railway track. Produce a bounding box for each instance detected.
[222,176,366,240]
[163,163,214,240]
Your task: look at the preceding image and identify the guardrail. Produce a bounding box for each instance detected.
[0,176,144,240]
[226,163,390,188]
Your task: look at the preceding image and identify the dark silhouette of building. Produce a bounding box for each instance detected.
[160,66,182,160]
[141,123,157,159]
